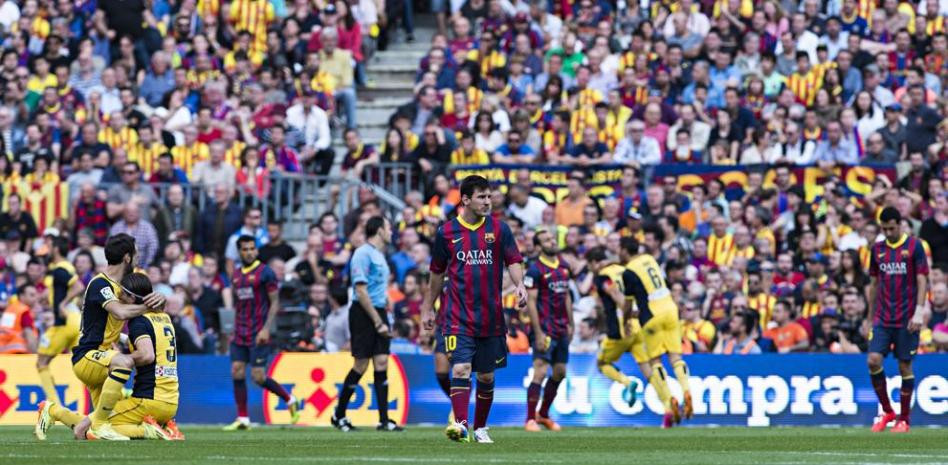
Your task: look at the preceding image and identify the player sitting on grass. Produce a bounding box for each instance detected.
[36,272,183,441]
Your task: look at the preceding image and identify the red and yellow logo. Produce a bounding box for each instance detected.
[263,353,409,426]
[0,355,90,425]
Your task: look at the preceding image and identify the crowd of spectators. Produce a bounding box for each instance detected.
[335,0,948,355]
[3,0,948,358]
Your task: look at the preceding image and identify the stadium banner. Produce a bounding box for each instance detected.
[1,353,945,426]
[450,164,897,205]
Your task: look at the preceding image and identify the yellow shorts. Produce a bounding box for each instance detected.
[597,321,648,365]
[110,397,178,425]
[38,312,80,357]
[642,307,683,360]
[72,349,118,406]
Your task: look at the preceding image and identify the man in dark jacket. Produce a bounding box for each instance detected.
[195,184,243,260]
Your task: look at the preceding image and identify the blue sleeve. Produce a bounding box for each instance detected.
[349,247,370,285]
[262,266,279,293]
[915,241,929,274]
[524,263,540,289]
[128,317,152,346]
[430,226,450,274]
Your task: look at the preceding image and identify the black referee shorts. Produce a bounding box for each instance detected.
[349,301,391,359]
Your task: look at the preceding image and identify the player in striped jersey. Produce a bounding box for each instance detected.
[421,175,526,444]
[867,207,930,433]
[524,229,572,432]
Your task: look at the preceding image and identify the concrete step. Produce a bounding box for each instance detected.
[373,50,428,66]
[357,107,395,128]
[357,96,409,109]
[359,81,416,100]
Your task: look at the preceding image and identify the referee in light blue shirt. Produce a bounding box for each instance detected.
[332,216,403,432]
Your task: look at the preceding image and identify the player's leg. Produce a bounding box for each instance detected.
[434,327,451,398]
[333,356,369,430]
[109,398,148,439]
[85,351,133,439]
[597,338,632,385]
[249,343,294,411]
[470,336,505,442]
[36,398,83,440]
[660,313,689,421]
[445,334,474,441]
[867,326,897,431]
[526,357,548,429]
[372,353,402,431]
[537,338,567,431]
[36,327,66,405]
[891,327,920,433]
[225,342,251,430]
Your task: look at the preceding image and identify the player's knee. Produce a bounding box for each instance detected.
[250,370,267,386]
[36,356,49,369]
[372,355,388,371]
[552,365,567,381]
[452,364,471,379]
[353,358,370,373]
[475,372,494,384]
[867,353,883,369]
[111,354,134,370]
[898,361,913,376]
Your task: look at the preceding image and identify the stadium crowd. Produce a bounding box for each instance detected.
[1,0,948,360]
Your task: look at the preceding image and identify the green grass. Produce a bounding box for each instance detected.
[2,426,946,465]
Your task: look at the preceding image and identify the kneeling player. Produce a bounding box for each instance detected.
[587,247,651,409]
[867,207,929,433]
[37,273,183,440]
[524,230,572,432]
[68,234,165,440]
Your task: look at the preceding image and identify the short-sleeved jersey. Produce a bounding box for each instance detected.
[128,312,179,404]
[430,215,523,337]
[349,243,391,308]
[232,260,279,345]
[45,260,77,326]
[625,254,676,325]
[593,264,640,339]
[72,273,125,363]
[869,235,929,327]
[525,256,571,338]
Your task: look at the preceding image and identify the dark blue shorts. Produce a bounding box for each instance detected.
[869,325,919,361]
[433,326,446,354]
[445,334,507,373]
[532,335,570,365]
[230,342,273,367]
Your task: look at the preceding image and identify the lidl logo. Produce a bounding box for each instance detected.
[263,353,409,426]
[0,355,90,425]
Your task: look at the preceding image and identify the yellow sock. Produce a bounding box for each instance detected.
[49,403,83,428]
[673,360,691,395]
[38,366,59,405]
[91,368,131,425]
[598,363,630,385]
[650,364,672,412]
[112,424,145,439]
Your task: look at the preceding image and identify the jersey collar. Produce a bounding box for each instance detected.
[539,255,559,269]
[885,234,907,249]
[457,215,485,231]
[241,260,261,274]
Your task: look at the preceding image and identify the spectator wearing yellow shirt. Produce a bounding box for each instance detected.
[318,28,357,129]
[228,0,275,54]
[98,111,139,154]
[450,129,490,165]
[681,298,715,354]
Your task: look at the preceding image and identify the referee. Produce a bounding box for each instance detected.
[331,216,403,432]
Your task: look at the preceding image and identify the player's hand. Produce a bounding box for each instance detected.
[256,328,271,345]
[908,308,926,333]
[516,284,528,310]
[375,321,392,339]
[567,324,574,340]
[143,292,166,310]
[420,309,436,337]
[534,330,549,352]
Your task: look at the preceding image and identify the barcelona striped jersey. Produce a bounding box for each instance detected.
[232,260,279,345]
[869,235,929,328]
[430,215,523,337]
[525,256,571,338]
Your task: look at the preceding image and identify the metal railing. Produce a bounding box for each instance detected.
[361,163,418,200]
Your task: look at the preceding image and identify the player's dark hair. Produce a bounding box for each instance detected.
[365,215,387,238]
[459,175,491,200]
[105,233,137,266]
[236,235,256,249]
[586,246,608,264]
[533,228,551,247]
[52,236,69,258]
[120,272,153,303]
[619,237,639,256]
[879,206,901,223]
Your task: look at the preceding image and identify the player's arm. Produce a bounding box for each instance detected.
[421,271,444,334]
[909,273,929,332]
[131,335,156,365]
[501,222,527,308]
[565,288,574,339]
[58,276,85,317]
[508,262,527,309]
[103,299,150,320]
[866,275,878,326]
[623,270,650,321]
[256,287,281,345]
[526,286,545,349]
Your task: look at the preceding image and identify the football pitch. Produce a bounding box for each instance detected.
[1,426,946,465]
